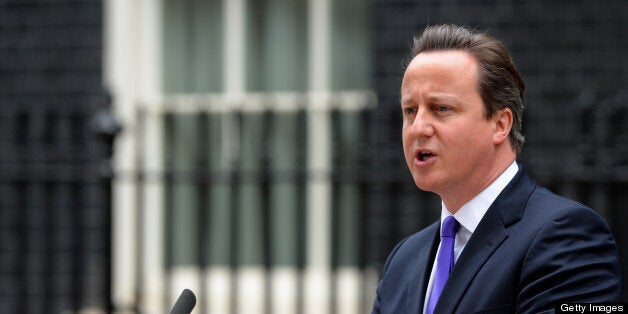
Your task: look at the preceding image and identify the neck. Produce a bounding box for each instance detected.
[441,152,516,213]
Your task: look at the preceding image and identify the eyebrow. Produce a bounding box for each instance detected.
[427,94,458,103]
[400,93,459,105]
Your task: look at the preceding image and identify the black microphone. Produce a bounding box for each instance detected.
[170,289,196,314]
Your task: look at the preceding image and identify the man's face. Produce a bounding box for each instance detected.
[401,50,503,201]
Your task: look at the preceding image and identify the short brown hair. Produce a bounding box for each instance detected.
[411,24,526,154]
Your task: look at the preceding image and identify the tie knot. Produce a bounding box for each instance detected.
[441,216,460,238]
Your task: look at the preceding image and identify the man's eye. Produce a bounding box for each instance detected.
[435,106,449,112]
[403,108,417,115]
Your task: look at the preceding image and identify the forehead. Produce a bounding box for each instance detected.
[406,50,478,74]
[401,50,479,97]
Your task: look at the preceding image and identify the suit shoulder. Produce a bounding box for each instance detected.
[513,185,614,244]
[516,187,621,308]
[398,222,439,254]
[382,222,439,271]
[527,185,601,218]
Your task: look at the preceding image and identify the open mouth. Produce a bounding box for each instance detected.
[418,151,435,161]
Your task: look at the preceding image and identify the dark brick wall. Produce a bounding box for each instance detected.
[368,0,628,301]
[0,0,113,312]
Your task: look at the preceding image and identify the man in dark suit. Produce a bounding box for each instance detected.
[371,24,621,313]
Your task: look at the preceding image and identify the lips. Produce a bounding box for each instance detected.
[414,148,437,164]
[418,151,435,161]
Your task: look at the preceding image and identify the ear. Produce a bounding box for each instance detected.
[492,108,513,146]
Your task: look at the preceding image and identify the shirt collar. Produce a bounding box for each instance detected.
[440,161,519,233]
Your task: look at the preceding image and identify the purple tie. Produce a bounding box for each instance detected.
[427,216,460,314]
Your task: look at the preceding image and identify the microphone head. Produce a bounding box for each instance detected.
[170,289,196,314]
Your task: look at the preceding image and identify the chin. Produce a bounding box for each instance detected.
[413,176,437,193]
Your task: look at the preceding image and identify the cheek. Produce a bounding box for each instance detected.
[442,124,482,155]
[401,130,414,163]
[448,124,492,158]
[402,139,412,160]
[401,127,411,148]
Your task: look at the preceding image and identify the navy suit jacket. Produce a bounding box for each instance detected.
[372,169,621,313]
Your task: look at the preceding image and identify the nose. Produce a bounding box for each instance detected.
[408,108,434,137]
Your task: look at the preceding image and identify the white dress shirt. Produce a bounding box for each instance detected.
[422,161,519,314]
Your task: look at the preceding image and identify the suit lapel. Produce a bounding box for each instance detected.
[434,169,536,314]
[434,209,508,314]
[406,222,440,314]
